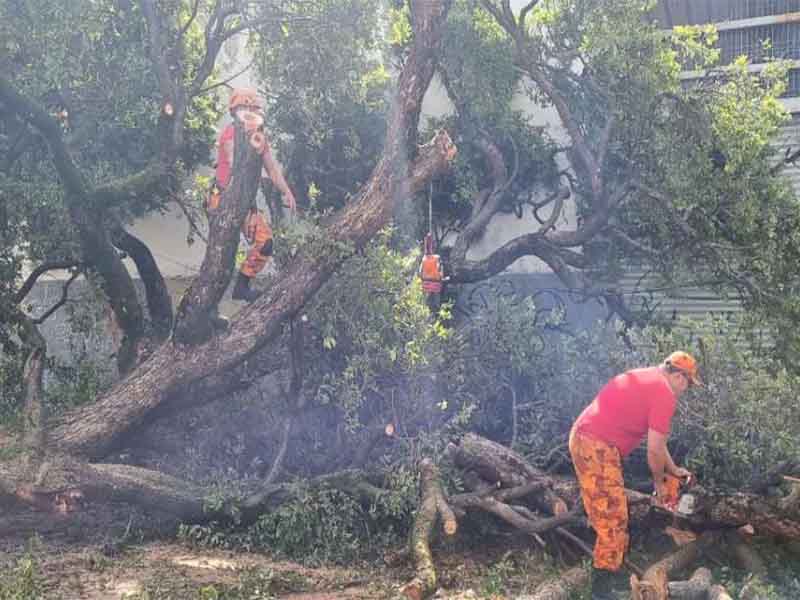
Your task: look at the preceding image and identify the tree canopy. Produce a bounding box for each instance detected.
[2,4,800,594]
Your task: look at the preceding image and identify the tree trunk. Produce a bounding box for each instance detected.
[693,486,800,539]
[49,0,456,459]
[22,343,46,459]
[70,204,145,375]
[172,119,264,345]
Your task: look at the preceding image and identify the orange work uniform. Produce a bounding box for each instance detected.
[240,210,273,278]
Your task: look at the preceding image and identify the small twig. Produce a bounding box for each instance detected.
[176,0,201,41]
[174,194,208,244]
[15,260,81,304]
[32,270,80,325]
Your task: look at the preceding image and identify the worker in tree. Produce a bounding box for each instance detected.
[418,233,445,312]
[568,351,700,599]
[209,88,297,302]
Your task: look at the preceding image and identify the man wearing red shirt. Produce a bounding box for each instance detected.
[569,351,701,599]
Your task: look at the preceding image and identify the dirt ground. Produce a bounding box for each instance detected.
[0,518,565,600]
[19,542,393,599]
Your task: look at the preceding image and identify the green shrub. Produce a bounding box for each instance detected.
[0,553,44,600]
[618,317,800,488]
[180,467,418,565]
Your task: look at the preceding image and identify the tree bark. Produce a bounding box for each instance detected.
[690,485,800,539]
[172,119,264,345]
[49,0,456,460]
[21,335,46,459]
[401,458,454,600]
[448,433,568,515]
[630,532,720,600]
[667,567,712,600]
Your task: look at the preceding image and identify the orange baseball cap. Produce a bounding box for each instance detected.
[665,351,703,387]
[228,88,263,111]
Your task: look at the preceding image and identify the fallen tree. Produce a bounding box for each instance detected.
[0,0,457,520]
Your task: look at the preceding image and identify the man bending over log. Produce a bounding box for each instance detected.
[569,352,701,599]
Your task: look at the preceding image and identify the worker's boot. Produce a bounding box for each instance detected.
[209,310,229,331]
[232,271,261,303]
[590,567,616,600]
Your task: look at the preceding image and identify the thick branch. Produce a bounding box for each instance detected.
[111,226,173,339]
[450,134,511,268]
[21,326,46,458]
[0,77,87,195]
[520,64,601,198]
[631,532,720,600]
[0,77,147,374]
[450,233,587,284]
[172,119,264,345]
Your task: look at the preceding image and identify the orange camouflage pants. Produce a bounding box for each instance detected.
[240,211,272,278]
[569,429,629,571]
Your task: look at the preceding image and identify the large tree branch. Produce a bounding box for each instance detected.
[0,78,88,196]
[450,233,586,285]
[0,77,147,374]
[450,134,511,267]
[518,1,542,28]
[111,226,173,339]
[172,118,264,345]
[50,0,457,459]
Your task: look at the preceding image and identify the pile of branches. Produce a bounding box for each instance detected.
[399,433,800,600]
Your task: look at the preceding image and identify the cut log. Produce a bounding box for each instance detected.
[448,433,567,515]
[401,458,454,600]
[667,567,712,600]
[515,566,589,600]
[630,531,719,600]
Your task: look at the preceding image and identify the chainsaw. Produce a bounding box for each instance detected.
[655,473,697,517]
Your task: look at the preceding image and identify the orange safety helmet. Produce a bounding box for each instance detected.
[664,351,703,387]
[229,88,263,112]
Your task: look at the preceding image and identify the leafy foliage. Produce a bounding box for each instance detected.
[0,552,44,600]
[249,0,390,214]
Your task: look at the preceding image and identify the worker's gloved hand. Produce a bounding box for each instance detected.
[671,467,693,485]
